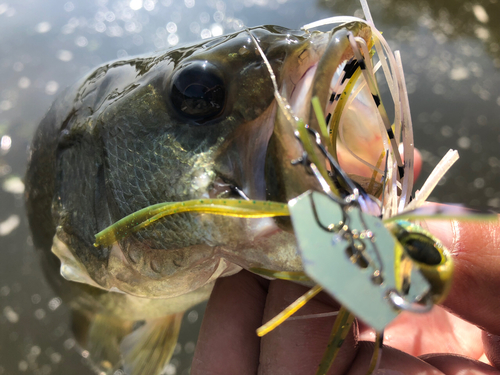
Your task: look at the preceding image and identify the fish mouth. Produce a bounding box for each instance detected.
[264,21,373,208]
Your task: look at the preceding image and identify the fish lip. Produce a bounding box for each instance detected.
[289,63,317,98]
[261,31,330,207]
[282,31,331,119]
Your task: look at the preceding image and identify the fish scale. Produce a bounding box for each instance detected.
[100,90,225,250]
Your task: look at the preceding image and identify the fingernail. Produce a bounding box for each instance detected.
[420,219,455,250]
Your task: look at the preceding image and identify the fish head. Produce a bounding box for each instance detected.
[26,22,375,299]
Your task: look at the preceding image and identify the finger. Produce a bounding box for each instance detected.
[191,270,268,375]
[413,148,422,181]
[422,353,500,374]
[366,305,483,358]
[348,344,499,375]
[346,342,445,375]
[259,280,358,375]
[483,332,500,370]
[424,219,500,336]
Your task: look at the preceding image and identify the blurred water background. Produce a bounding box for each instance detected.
[0,0,499,374]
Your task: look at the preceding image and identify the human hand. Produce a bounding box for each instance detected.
[191,218,500,375]
[191,148,500,375]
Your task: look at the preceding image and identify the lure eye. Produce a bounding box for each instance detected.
[399,232,442,266]
[170,61,226,124]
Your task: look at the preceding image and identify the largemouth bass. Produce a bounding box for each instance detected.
[25,22,379,373]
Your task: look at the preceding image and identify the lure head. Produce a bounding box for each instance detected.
[388,220,454,304]
[26,23,376,299]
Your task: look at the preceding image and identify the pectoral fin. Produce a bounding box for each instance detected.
[71,310,134,373]
[120,313,184,375]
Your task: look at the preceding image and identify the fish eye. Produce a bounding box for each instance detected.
[170,61,226,124]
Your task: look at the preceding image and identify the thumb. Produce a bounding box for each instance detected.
[424,218,500,335]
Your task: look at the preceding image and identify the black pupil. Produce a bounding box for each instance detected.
[400,232,442,265]
[171,62,225,123]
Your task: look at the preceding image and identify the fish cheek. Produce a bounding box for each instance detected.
[228,61,277,121]
[54,129,113,287]
[97,85,225,252]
